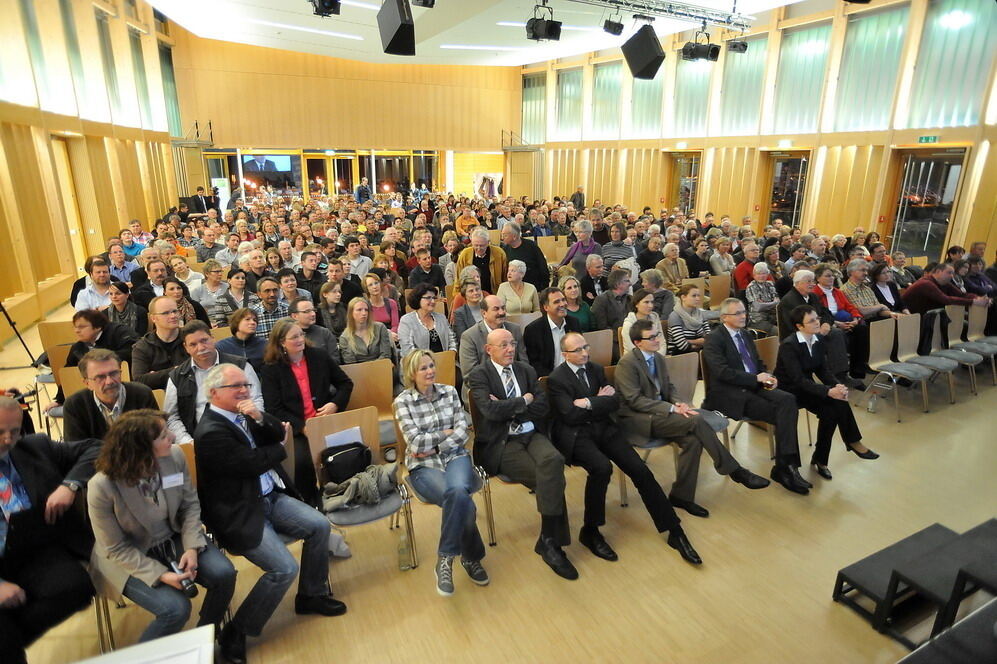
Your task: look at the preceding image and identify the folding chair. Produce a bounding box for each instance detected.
[432,350,457,388]
[755,335,813,445]
[947,304,997,385]
[922,309,982,395]
[210,326,233,341]
[41,344,73,437]
[896,314,957,404]
[706,273,731,310]
[339,358,398,454]
[859,318,932,422]
[305,407,417,569]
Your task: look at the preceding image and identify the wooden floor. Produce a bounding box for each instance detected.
[9,305,996,664]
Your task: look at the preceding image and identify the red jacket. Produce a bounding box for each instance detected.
[811,285,861,319]
[733,259,769,291]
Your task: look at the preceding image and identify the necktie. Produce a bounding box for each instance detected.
[646,356,656,378]
[235,414,252,439]
[0,460,30,555]
[503,367,524,435]
[235,414,283,493]
[735,331,758,374]
[576,367,589,391]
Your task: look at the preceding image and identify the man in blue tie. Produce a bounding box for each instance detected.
[702,298,810,495]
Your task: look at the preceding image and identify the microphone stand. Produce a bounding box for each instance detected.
[0,301,38,370]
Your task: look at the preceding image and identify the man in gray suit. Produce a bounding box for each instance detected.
[458,295,527,401]
[614,320,769,518]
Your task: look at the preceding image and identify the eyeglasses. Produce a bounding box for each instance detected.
[86,370,122,383]
[421,295,438,301]
[638,333,661,342]
[564,344,590,353]
[494,341,518,349]
[722,310,747,316]
[152,309,180,317]
[294,308,316,315]
[217,382,252,390]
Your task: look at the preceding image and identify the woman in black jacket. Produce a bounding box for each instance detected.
[868,262,909,314]
[259,319,354,505]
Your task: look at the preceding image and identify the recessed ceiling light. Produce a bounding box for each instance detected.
[341,0,380,9]
[248,18,363,40]
[440,44,525,51]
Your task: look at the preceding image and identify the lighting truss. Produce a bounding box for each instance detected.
[562,0,754,31]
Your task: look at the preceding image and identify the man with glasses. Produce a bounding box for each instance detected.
[548,332,702,566]
[616,320,769,517]
[703,299,810,495]
[288,298,340,364]
[62,348,158,441]
[466,329,576,580]
[250,277,289,340]
[131,296,188,390]
[524,287,582,377]
[195,364,346,664]
[591,269,633,362]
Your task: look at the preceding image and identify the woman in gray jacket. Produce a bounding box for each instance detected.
[397,283,457,356]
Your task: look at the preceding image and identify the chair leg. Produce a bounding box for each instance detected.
[766,426,775,460]
[805,410,813,446]
[947,372,955,404]
[618,466,628,507]
[721,428,730,451]
[891,377,902,423]
[968,364,978,395]
[402,498,418,569]
[95,596,116,653]
[94,600,106,653]
[731,421,744,438]
[990,356,996,385]
[478,470,497,546]
[920,379,929,413]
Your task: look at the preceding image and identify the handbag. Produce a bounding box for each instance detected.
[320,442,372,484]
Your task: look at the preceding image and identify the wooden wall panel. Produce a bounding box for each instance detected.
[703,147,755,221]
[809,145,885,237]
[451,153,505,199]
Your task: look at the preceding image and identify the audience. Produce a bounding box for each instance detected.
[591,270,632,361]
[339,297,394,364]
[63,349,158,441]
[497,260,540,315]
[106,281,148,336]
[524,287,582,378]
[131,296,188,390]
[215,308,267,372]
[666,283,712,355]
[559,275,594,332]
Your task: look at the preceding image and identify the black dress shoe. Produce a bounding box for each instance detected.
[579,527,618,561]
[770,465,809,495]
[846,444,880,460]
[810,462,832,480]
[218,623,247,664]
[667,530,703,565]
[534,536,579,580]
[787,465,813,489]
[730,467,770,489]
[295,593,348,617]
[669,496,710,518]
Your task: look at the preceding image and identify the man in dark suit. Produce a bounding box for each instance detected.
[466,329,576,580]
[189,186,211,214]
[194,364,345,663]
[703,298,810,495]
[244,156,277,173]
[548,332,701,565]
[580,254,608,306]
[0,397,99,664]
[62,349,158,441]
[130,259,170,311]
[523,287,581,377]
[458,295,527,389]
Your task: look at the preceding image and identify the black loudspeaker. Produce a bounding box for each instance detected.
[377,0,415,56]
[622,25,665,80]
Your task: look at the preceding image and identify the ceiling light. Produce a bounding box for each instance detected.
[247,18,362,40]
[560,0,753,32]
[682,24,719,62]
[603,19,624,35]
[526,1,561,41]
[439,44,524,51]
[727,39,747,53]
[310,0,341,16]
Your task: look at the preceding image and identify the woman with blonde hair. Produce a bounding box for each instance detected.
[558,274,593,332]
[339,297,394,364]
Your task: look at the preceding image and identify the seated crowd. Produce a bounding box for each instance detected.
[4,188,995,662]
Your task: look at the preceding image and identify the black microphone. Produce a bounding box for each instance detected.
[170,561,198,598]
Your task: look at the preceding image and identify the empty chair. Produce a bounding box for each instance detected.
[946,305,996,385]
[861,318,932,422]
[922,309,982,395]
[896,313,958,404]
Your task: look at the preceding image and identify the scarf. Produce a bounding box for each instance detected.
[674,304,705,331]
[108,300,139,331]
[177,297,197,324]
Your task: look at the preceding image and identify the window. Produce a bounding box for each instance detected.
[554,68,583,140]
[413,151,437,191]
[772,23,832,134]
[159,45,182,136]
[834,6,908,132]
[18,0,51,109]
[591,62,622,138]
[521,73,546,144]
[129,30,152,128]
[630,75,664,138]
[153,9,169,35]
[95,10,121,117]
[906,0,997,129]
[59,0,88,110]
[720,35,768,136]
[674,59,711,137]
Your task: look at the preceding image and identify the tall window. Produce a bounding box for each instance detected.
[159,45,182,136]
[673,59,711,137]
[129,30,153,128]
[720,35,768,136]
[591,62,622,138]
[834,6,909,131]
[18,0,51,109]
[521,73,546,144]
[772,23,832,134]
[907,0,997,129]
[95,10,121,117]
[630,75,663,138]
[59,0,87,110]
[555,68,583,140]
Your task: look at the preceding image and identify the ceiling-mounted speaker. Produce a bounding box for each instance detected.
[377,0,416,56]
[622,24,665,80]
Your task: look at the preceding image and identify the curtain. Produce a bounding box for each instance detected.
[521,73,546,144]
[720,35,768,136]
[674,59,711,137]
[907,0,997,129]
[591,62,622,138]
[159,45,183,137]
[555,68,583,140]
[129,30,153,129]
[772,23,832,134]
[630,75,664,138]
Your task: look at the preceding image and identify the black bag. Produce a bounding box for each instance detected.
[321,443,372,484]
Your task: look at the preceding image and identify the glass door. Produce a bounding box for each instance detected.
[767,152,809,227]
[890,148,966,260]
[671,152,700,215]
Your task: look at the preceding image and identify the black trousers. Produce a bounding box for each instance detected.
[844,324,871,377]
[0,546,94,664]
[293,432,320,507]
[740,387,802,468]
[568,424,680,533]
[796,393,862,466]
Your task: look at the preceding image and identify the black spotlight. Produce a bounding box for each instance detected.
[727,40,748,53]
[310,0,341,16]
[622,24,665,79]
[377,0,416,56]
[603,19,624,36]
[681,41,720,61]
[411,0,435,6]
[526,17,562,41]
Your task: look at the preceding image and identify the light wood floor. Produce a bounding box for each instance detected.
[8,305,995,664]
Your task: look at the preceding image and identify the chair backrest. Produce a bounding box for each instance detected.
[664,351,699,404]
[583,329,613,367]
[339,358,394,419]
[45,344,74,385]
[754,335,779,374]
[707,273,731,310]
[488,230,500,246]
[434,299,447,315]
[536,236,568,263]
[59,366,87,399]
[895,313,921,362]
[38,320,77,352]
[507,312,542,329]
[120,361,131,382]
[304,406,382,481]
[616,327,625,357]
[152,389,166,408]
[681,277,707,294]
[966,303,988,341]
[210,326,232,341]
[945,304,967,344]
[433,350,457,387]
[698,350,713,391]
[868,317,897,369]
[929,310,946,352]
[911,256,929,268]
[179,441,197,488]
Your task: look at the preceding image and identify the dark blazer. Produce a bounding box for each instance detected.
[259,347,354,434]
[547,360,619,460]
[62,382,158,442]
[774,334,836,400]
[189,194,210,214]
[871,281,906,313]
[193,409,297,553]
[67,322,139,370]
[1,435,100,570]
[701,326,768,420]
[466,360,549,476]
[244,158,277,173]
[130,282,157,309]
[580,274,609,307]
[614,348,680,442]
[777,289,833,340]
[451,304,480,348]
[523,315,582,378]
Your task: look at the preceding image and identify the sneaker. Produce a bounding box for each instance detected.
[435,556,455,596]
[461,558,490,586]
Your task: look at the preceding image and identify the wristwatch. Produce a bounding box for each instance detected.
[61,481,81,493]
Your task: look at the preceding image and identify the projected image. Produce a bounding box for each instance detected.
[241,154,302,195]
[243,154,292,172]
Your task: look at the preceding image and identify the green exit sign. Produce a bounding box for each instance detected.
[919,136,939,144]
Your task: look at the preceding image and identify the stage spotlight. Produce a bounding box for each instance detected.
[310,0,341,16]
[603,19,624,36]
[377,0,415,56]
[622,24,665,79]
[727,40,748,53]
[411,0,435,6]
[526,1,561,41]
[681,41,719,61]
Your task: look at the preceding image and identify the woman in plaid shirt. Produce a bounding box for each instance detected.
[392,350,489,597]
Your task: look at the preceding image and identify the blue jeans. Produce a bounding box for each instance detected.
[122,542,235,643]
[408,454,485,560]
[232,491,330,637]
